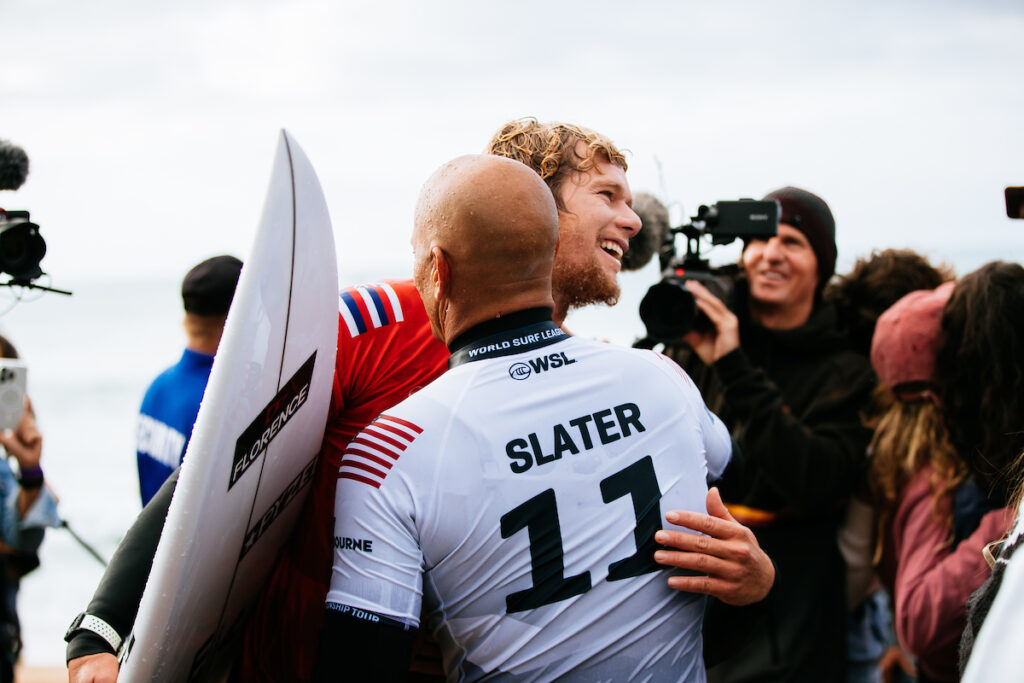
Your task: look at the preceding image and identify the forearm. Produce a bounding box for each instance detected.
[3,481,54,553]
[895,504,1011,662]
[314,605,415,682]
[16,486,41,518]
[66,468,178,661]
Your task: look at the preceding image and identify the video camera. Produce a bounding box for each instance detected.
[0,139,68,297]
[0,210,46,284]
[638,199,779,342]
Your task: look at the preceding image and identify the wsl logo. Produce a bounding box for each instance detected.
[509,352,576,380]
[509,363,531,380]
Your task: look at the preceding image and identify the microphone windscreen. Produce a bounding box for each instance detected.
[623,192,670,271]
[0,141,29,191]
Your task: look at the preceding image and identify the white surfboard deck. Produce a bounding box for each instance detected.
[962,502,1024,682]
[119,130,338,682]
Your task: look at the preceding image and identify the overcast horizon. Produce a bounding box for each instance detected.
[3,1,1023,288]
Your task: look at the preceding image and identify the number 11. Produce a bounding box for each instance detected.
[499,456,662,613]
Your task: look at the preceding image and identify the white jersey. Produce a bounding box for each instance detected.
[327,320,731,682]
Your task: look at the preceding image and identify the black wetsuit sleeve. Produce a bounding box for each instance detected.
[65,468,178,662]
[313,607,416,682]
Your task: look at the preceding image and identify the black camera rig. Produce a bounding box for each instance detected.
[639,199,779,342]
[0,140,70,297]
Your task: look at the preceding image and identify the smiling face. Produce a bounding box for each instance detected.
[742,222,819,328]
[550,150,641,320]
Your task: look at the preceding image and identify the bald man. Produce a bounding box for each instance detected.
[313,155,733,682]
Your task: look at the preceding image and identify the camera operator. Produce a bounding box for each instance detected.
[659,187,875,682]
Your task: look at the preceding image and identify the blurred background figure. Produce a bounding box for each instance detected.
[865,280,1011,683]
[935,261,1024,512]
[0,334,59,682]
[135,255,242,505]
[824,248,955,683]
[931,261,1024,678]
[824,248,955,358]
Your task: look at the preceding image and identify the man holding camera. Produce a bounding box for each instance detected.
[664,187,875,682]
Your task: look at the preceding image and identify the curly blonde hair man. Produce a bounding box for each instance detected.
[485,118,628,212]
[486,118,637,315]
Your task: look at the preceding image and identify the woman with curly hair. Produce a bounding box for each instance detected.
[868,279,1011,683]
[825,248,954,358]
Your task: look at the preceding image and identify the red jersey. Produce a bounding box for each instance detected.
[236,279,449,681]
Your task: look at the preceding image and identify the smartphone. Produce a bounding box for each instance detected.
[0,359,27,432]
[1006,187,1024,219]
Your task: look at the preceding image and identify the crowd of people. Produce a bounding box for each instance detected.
[53,118,1022,682]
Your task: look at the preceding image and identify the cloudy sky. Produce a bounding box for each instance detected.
[3,0,1023,289]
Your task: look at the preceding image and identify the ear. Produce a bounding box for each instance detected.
[430,245,450,305]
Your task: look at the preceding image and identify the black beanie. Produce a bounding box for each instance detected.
[762,186,837,286]
[181,255,243,315]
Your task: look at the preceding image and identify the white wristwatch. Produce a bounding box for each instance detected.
[65,612,123,653]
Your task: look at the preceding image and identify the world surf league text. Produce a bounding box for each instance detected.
[466,327,565,359]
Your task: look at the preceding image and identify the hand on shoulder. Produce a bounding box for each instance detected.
[653,487,774,606]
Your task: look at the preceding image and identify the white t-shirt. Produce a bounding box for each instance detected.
[327,321,731,682]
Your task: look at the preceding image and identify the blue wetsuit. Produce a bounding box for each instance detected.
[136,348,213,505]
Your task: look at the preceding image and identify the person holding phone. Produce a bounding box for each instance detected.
[0,333,59,683]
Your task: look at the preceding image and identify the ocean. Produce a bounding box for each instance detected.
[5,243,1018,668]
[2,277,185,667]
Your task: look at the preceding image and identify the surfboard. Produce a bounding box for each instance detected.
[961,504,1024,682]
[118,130,338,682]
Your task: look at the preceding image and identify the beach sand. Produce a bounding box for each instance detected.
[15,664,66,683]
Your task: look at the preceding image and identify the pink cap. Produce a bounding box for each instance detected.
[870,280,955,393]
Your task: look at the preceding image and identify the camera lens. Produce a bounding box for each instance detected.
[640,280,698,342]
[0,220,46,282]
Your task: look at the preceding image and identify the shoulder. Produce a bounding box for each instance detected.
[141,361,188,403]
[611,343,699,390]
[338,279,423,338]
[369,366,467,431]
[342,384,454,484]
[336,279,445,360]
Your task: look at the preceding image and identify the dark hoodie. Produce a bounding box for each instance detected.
[659,283,875,682]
